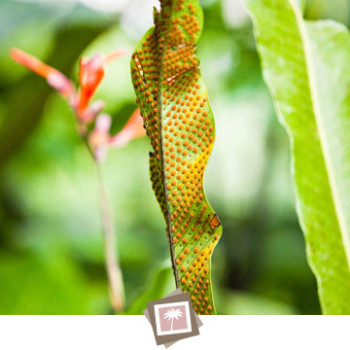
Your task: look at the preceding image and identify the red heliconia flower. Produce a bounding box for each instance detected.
[109,108,145,148]
[10,48,145,161]
[76,50,127,121]
[10,48,74,98]
[89,108,145,162]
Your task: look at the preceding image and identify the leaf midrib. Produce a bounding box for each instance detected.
[157,4,180,287]
[289,0,350,269]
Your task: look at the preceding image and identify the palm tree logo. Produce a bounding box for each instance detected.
[163,307,183,331]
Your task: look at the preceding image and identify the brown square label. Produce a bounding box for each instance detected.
[144,289,202,346]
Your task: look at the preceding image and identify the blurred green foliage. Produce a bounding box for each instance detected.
[1,0,345,315]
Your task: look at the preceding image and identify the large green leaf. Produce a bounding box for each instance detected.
[125,266,175,315]
[243,0,350,313]
[305,0,350,26]
[0,252,104,315]
[131,0,222,314]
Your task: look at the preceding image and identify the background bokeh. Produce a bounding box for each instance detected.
[1,0,348,315]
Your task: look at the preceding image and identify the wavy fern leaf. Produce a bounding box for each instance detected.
[131,0,222,314]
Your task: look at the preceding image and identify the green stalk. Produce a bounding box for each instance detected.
[95,161,125,312]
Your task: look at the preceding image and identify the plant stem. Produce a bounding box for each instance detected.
[95,162,125,312]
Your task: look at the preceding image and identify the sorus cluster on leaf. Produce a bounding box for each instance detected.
[131,0,222,314]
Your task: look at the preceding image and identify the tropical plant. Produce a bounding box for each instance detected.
[131,0,222,314]
[11,48,145,312]
[243,0,350,314]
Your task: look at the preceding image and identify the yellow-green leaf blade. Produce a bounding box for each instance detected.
[131,0,221,314]
[243,0,350,313]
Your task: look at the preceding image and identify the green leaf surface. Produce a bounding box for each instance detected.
[305,0,350,26]
[216,290,297,315]
[131,0,222,314]
[243,0,350,313]
[125,266,175,315]
[0,252,105,315]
